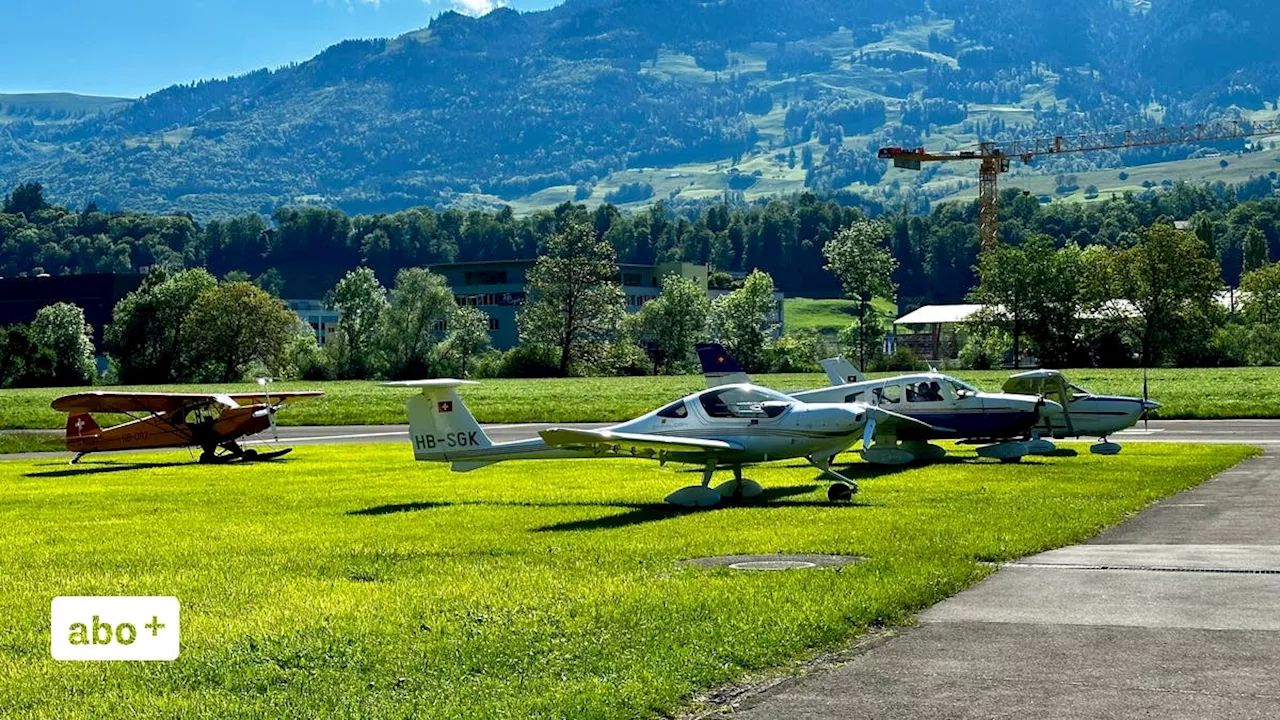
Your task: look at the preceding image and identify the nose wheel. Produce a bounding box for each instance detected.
[827,483,856,502]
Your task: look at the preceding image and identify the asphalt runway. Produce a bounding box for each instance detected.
[3,419,1278,462]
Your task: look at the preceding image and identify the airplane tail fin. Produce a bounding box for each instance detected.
[382,380,493,465]
[695,342,752,388]
[819,356,864,386]
[65,413,101,440]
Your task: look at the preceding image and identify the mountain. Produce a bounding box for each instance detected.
[1,0,1277,218]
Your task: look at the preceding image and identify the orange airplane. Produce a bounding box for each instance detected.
[52,388,323,464]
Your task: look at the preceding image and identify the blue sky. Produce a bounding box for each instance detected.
[0,0,560,98]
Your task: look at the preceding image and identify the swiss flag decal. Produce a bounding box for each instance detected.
[437,400,454,413]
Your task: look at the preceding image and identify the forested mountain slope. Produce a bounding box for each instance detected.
[1,0,1276,217]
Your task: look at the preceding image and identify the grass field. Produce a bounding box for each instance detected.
[783,297,898,333]
[0,442,1254,717]
[1,367,1278,432]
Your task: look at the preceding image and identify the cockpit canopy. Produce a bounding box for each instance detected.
[657,385,794,420]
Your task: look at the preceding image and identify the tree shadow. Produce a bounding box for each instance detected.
[24,460,195,478]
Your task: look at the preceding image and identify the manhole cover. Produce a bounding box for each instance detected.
[683,554,863,571]
[728,560,817,571]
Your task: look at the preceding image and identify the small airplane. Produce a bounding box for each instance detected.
[1002,369,1160,454]
[53,382,323,464]
[384,378,946,507]
[697,344,1061,464]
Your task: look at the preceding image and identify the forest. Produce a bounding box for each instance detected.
[4,178,1280,305]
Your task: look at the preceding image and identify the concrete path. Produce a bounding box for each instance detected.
[731,453,1280,719]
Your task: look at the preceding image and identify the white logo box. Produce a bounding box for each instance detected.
[51,596,180,661]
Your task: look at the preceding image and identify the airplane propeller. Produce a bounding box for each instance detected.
[256,377,279,443]
[1141,366,1150,431]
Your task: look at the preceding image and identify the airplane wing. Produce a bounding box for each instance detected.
[51,392,230,415]
[225,391,325,406]
[539,428,744,456]
[865,406,954,436]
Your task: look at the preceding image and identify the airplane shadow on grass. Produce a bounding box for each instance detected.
[24,460,196,478]
[347,484,873,532]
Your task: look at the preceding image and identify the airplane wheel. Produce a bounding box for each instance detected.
[199,450,216,464]
[828,483,856,503]
[242,449,259,461]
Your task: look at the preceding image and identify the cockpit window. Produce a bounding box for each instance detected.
[697,386,793,419]
[906,381,944,403]
[948,379,977,397]
[656,400,688,419]
[873,384,901,404]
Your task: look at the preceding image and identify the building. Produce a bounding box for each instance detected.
[287,299,341,346]
[0,273,143,346]
[430,260,712,349]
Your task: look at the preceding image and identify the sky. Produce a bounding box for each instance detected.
[0,0,560,98]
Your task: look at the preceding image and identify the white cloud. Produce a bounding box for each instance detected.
[443,0,506,16]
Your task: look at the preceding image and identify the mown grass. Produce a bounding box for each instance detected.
[1,366,1278,431]
[0,442,1254,718]
[0,432,63,454]
[783,297,898,333]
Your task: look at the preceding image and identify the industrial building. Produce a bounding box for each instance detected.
[0,273,143,346]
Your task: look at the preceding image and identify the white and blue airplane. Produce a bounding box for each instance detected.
[1002,369,1160,454]
[697,344,1062,463]
[384,378,944,507]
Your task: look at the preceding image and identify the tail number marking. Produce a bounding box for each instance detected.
[415,432,480,450]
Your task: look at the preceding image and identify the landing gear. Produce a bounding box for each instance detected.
[1025,431,1057,455]
[901,441,947,462]
[976,441,1029,462]
[1090,438,1122,455]
[665,461,723,507]
[196,442,293,464]
[714,466,763,500]
[810,453,858,503]
[69,452,87,465]
[827,483,855,502]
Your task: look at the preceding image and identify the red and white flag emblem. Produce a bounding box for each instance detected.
[437,401,454,413]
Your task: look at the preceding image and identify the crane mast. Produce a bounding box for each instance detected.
[878,120,1280,252]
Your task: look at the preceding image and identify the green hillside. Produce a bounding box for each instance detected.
[0,92,131,124]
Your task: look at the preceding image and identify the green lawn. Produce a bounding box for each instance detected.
[0,442,1254,717]
[1,367,1278,432]
[783,297,898,333]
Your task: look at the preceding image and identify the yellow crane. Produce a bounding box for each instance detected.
[878,120,1280,252]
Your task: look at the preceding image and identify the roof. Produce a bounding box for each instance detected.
[894,304,984,325]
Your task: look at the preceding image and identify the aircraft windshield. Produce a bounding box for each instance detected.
[948,379,978,396]
[698,386,793,419]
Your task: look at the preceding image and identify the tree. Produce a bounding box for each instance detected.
[105,268,217,383]
[3,182,48,216]
[1103,224,1222,366]
[708,269,778,373]
[181,282,299,382]
[0,325,57,388]
[518,222,625,376]
[631,274,710,373]
[380,267,456,379]
[325,267,389,378]
[822,221,897,371]
[975,237,1085,367]
[1243,227,1268,274]
[1240,262,1280,326]
[29,303,96,385]
[441,306,492,377]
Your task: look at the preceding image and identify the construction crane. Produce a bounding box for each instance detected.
[878,120,1280,253]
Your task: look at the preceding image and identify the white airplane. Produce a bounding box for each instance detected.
[384,378,945,507]
[1002,369,1160,454]
[697,345,1061,464]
